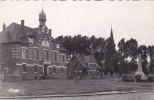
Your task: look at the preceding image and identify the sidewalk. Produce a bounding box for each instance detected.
[0,89,153,99]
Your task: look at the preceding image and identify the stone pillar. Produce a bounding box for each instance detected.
[14,68,22,80]
[3,67,8,82]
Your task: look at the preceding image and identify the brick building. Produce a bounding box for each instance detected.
[0,9,69,80]
[67,55,102,79]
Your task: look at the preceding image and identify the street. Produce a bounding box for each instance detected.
[22,91,154,100]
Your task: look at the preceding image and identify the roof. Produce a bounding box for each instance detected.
[39,9,46,19]
[0,22,38,44]
[74,55,101,69]
[0,22,68,53]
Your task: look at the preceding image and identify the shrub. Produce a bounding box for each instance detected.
[134,74,142,82]
[148,74,154,82]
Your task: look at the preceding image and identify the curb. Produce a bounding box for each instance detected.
[0,90,153,99]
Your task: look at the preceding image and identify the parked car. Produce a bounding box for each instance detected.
[122,74,134,82]
[134,74,148,82]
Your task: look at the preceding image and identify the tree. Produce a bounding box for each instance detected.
[138,45,149,75]
[117,38,138,74]
[148,46,154,74]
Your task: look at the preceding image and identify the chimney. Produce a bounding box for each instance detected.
[49,29,52,37]
[21,20,24,27]
[21,20,24,34]
[3,22,6,31]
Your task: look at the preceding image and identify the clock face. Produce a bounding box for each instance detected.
[42,26,48,33]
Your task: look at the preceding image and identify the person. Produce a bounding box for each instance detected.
[75,75,80,83]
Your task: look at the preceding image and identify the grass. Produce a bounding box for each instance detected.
[0,78,153,96]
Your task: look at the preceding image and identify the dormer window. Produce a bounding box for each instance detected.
[28,37,33,43]
[27,32,33,37]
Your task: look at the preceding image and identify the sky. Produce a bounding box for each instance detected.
[0,0,154,47]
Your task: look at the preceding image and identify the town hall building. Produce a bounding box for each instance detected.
[0,9,69,80]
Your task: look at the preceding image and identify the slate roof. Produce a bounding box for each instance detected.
[75,55,101,70]
[0,22,38,44]
[0,22,68,53]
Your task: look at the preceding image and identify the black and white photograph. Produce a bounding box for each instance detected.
[0,0,153,100]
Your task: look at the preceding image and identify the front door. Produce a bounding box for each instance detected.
[44,65,48,76]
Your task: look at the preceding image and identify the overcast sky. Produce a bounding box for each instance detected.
[0,1,153,47]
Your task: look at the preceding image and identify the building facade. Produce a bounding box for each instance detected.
[0,9,69,80]
[67,55,102,79]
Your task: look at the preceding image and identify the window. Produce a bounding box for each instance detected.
[0,64,4,72]
[33,48,39,60]
[97,71,100,76]
[49,51,52,61]
[57,53,60,62]
[62,55,65,62]
[53,66,56,73]
[94,71,97,76]
[43,50,48,60]
[61,67,64,73]
[23,64,26,72]
[64,55,67,62]
[55,52,57,62]
[59,54,61,62]
[34,65,37,72]
[92,71,94,76]
[21,48,28,59]
[90,71,92,76]
[40,67,43,74]
[52,51,55,61]
[49,67,52,74]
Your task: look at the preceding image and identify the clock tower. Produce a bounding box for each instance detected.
[38,9,51,48]
[39,9,46,28]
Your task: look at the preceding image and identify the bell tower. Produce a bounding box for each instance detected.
[39,9,46,28]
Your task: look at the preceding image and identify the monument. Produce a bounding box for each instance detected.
[135,54,147,80]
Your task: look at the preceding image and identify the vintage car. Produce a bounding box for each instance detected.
[122,74,134,82]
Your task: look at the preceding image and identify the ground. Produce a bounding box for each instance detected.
[31,91,154,100]
[0,78,153,97]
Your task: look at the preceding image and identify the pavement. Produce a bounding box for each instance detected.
[0,89,153,99]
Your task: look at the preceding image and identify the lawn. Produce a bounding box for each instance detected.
[0,78,153,97]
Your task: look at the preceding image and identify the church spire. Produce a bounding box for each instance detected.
[3,22,6,31]
[110,26,115,45]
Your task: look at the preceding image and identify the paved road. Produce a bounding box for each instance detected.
[23,91,154,100]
